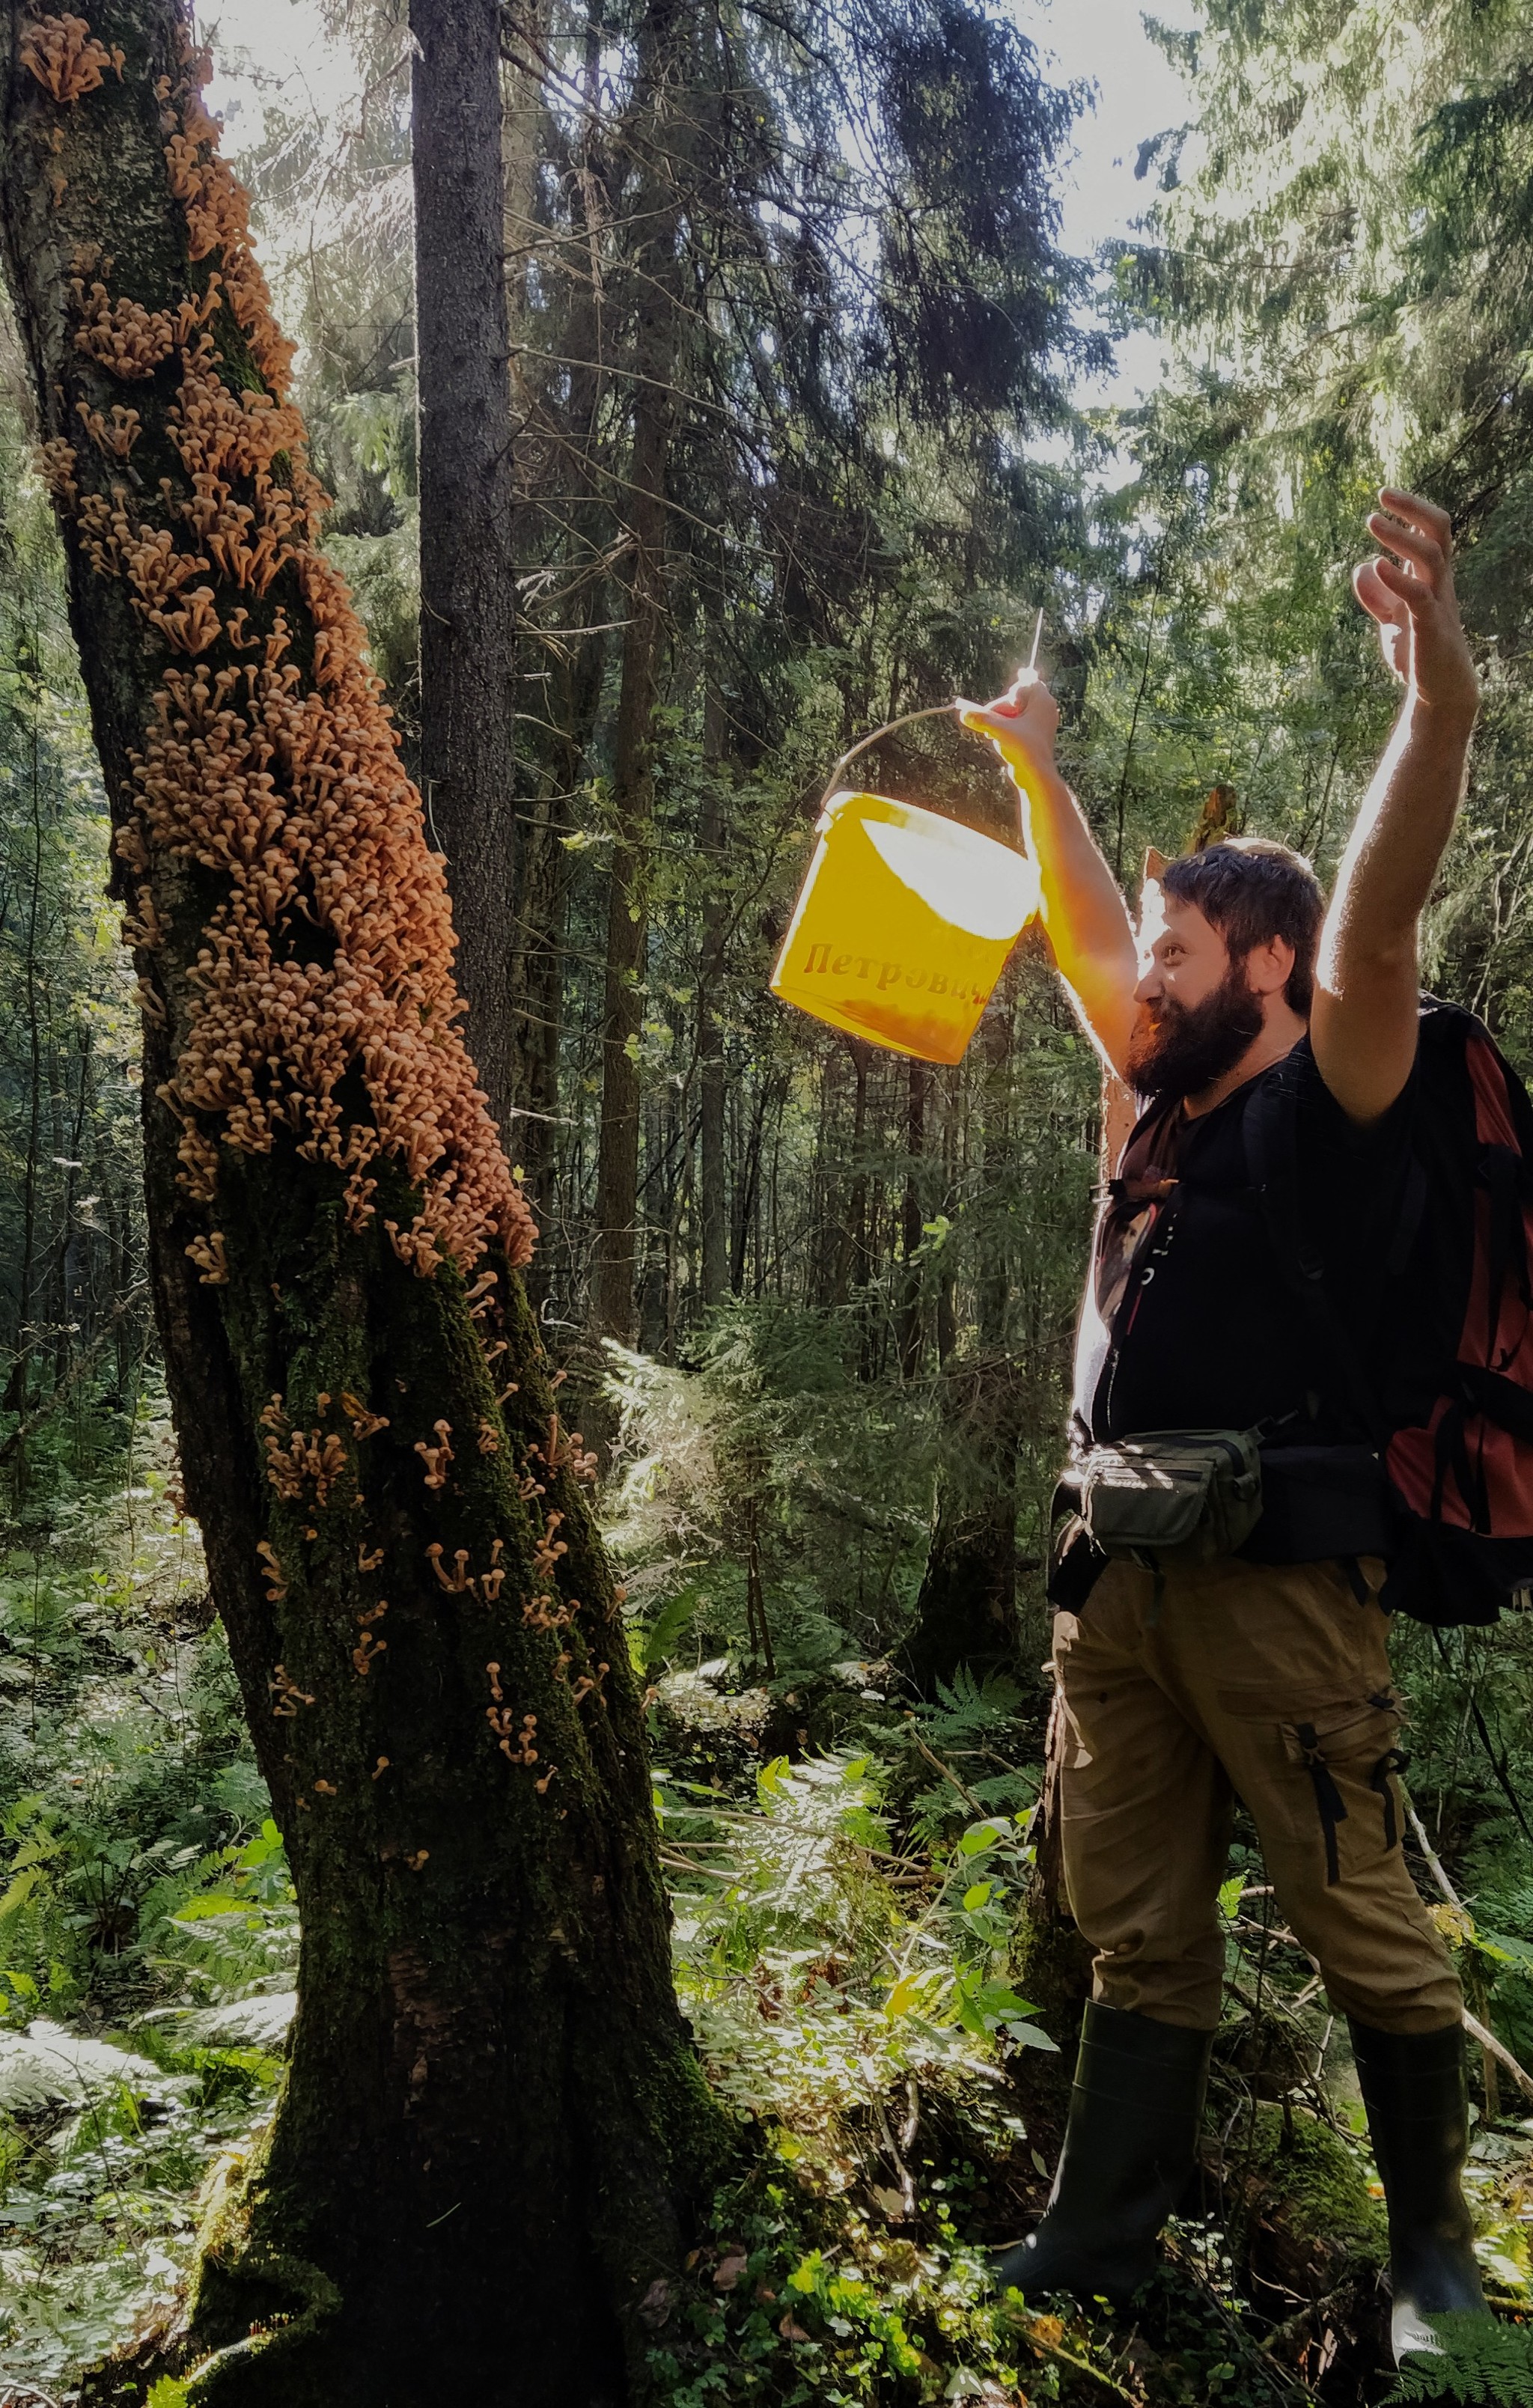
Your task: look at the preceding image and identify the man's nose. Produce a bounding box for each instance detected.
[1133,963,1162,1005]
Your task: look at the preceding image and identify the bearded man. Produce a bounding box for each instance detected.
[962,490,1487,2360]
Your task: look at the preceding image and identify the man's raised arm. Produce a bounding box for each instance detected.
[1312,490,1481,1124]
[960,678,1139,1079]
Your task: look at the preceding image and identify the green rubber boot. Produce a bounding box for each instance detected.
[993,2002,1213,2305]
[1348,2017,1487,2365]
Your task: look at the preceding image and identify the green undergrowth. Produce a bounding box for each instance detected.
[647,1687,1332,2404]
[13,1372,1533,2402]
[0,1389,292,2395]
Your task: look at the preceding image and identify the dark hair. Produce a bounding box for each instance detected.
[1159,838,1324,1016]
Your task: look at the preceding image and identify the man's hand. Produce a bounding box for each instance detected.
[1315,490,1478,1124]
[1353,488,1480,731]
[958,671,1061,783]
[956,668,1139,1079]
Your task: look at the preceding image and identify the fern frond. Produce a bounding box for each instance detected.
[1385,2312,1533,2405]
[922,1665,1024,1745]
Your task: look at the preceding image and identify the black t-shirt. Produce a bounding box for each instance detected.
[1074,1036,1410,1445]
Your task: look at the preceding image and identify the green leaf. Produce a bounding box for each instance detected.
[171,1892,251,1923]
[1006,2021,1061,2052]
[958,1819,1009,1856]
[0,1863,43,1921]
[962,1880,995,1913]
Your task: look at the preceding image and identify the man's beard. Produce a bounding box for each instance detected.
[1126,963,1266,1103]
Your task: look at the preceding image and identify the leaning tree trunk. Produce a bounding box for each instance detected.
[409,0,519,1131]
[0,11,720,2403]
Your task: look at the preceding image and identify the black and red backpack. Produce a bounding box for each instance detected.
[1255,999,1533,1627]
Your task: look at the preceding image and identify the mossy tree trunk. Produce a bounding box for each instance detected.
[0,9,720,2402]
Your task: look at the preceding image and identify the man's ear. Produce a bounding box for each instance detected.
[1141,844,1169,897]
[1246,933,1298,999]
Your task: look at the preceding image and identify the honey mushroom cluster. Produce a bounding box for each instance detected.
[19,11,122,104]
[486,1662,556,1793]
[423,1536,506,1600]
[352,1602,388,1676]
[526,1409,599,1487]
[34,19,534,1284]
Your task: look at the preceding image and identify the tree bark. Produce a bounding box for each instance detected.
[0,12,719,2400]
[410,0,519,1133]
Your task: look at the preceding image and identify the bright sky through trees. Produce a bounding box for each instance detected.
[1037,0,1198,403]
[200,0,1197,408]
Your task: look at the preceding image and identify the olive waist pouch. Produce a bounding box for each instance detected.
[1073,1427,1264,1563]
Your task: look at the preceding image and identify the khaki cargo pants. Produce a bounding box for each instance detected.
[1052,1553,1461,2034]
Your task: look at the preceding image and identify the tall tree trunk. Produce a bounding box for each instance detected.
[507,4,609,1261]
[410,0,519,1132]
[896,1351,1025,1695]
[500,0,554,322]
[898,1002,1023,1694]
[9,698,45,1412]
[511,669,583,1259]
[0,16,719,2401]
[51,1018,92,1384]
[698,680,728,1308]
[833,1037,871,1307]
[589,0,686,1344]
[896,1059,927,1379]
[731,1071,774,1295]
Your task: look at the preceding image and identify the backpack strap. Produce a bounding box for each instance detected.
[1478,1143,1532,1375]
[1430,1394,1490,1532]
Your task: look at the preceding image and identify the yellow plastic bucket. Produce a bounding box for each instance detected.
[770,788,1040,1065]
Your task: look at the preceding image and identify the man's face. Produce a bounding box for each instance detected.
[1127,889,1264,1101]
[1133,888,1229,1014]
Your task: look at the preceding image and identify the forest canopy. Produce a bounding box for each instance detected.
[2,1,1533,2404]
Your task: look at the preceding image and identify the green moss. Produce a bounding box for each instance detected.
[1010,1896,1093,2043]
[1239,2101,1388,2268]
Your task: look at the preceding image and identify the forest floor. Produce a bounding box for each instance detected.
[4,1397,1533,2407]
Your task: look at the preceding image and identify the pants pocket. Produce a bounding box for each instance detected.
[1217,1688,1408,1886]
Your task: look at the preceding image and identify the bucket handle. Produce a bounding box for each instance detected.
[814,702,960,817]
[816,614,1044,817]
